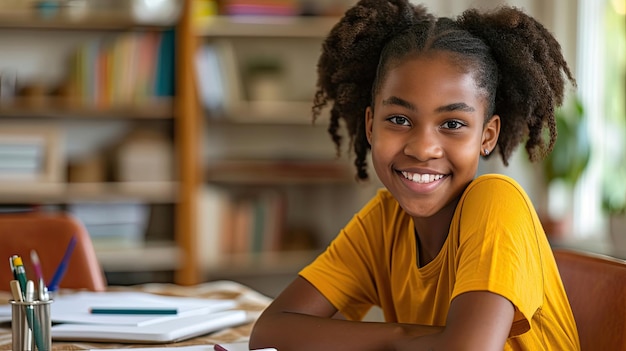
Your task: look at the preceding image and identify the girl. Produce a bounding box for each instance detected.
[250,0,579,350]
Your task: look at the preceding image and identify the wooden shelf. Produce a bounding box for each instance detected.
[0,98,174,120]
[0,181,178,204]
[0,0,201,286]
[0,8,178,31]
[205,160,354,185]
[205,249,321,277]
[208,101,331,125]
[196,15,338,38]
[96,241,182,272]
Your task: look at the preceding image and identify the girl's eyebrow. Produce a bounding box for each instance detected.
[381,97,475,114]
[381,96,416,111]
[435,102,475,113]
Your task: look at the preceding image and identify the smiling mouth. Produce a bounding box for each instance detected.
[401,171,445,184]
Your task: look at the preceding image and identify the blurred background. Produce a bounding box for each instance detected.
[0,0,623,298]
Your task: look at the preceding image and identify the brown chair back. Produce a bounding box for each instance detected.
[553,248,626,351]
[0,211,106,292]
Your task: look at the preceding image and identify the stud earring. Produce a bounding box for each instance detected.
[483,148,490,156]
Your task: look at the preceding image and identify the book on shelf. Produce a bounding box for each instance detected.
[67,29,175,108]
[0,148,42,173]
[154,29,176,97]
[198,186,288,269]
[68,202,150,248]
[195,39,243,117]
[0,133,49,180]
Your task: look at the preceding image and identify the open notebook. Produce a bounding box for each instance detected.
[0,291,249,343]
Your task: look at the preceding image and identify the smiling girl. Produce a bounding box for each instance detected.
[249,0,579,350]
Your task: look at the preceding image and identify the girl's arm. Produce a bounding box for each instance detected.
[249,276,514,351]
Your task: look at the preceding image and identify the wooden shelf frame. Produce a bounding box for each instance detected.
[96,241,182,272]
[204,249,322,277]
[0,8,178,31]
[207,101,331,125]
[174,0,202,285]
[195,15,338,38]
[205,159,354,185]
[0,181,178,204]
[0,1,202,285]
[0,97,174,120]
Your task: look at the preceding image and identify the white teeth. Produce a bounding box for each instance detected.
[401,171,444,184]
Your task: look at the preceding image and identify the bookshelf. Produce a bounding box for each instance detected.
[194,15,378,280]
[0,1,201,285]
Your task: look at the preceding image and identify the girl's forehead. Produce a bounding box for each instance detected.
[399,50,473,74]
[384,53,478,89]
[377,52,488,113]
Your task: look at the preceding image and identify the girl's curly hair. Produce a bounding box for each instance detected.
[312,0,576,180]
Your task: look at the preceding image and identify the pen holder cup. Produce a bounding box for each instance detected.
[10,299,53,351]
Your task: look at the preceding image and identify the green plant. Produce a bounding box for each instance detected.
[543,96,590,188]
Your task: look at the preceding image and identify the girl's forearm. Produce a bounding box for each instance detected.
[249,311,442,351]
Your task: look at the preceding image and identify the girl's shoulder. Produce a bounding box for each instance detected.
[462,173,535,210]
[467,173,527,194]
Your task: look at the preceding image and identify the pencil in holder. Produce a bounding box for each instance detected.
[10,299,53,351]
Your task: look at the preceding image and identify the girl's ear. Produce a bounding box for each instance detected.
[365,107,374,145]
[481,114,500,155]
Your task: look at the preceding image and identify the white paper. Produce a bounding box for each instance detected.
[52,310,248,343]
[50,291,237,326]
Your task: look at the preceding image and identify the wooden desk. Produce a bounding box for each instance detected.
[0,280,272,350]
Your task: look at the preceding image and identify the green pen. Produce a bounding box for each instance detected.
[13,258,46,351]
[12,256,27,299]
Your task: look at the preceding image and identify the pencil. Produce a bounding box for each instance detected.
[89,307,178,315]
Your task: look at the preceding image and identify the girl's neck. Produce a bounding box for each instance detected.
[413,196,460,267]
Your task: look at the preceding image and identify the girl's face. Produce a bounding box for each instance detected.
[366,52,500,220]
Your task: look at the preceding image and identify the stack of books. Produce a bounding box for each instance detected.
[0,135,45,181]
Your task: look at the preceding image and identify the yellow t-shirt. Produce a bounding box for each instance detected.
[299,174,580,350]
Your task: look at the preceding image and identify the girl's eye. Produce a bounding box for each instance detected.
[388,116,411,126]
[442,120,465,129]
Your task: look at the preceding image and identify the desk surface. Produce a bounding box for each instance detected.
[0,280,272,350]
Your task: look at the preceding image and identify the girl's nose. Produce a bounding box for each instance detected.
[403,128,443,161]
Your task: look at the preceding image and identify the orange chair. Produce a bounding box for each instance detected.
[553,248,626,351]
[0,211,106,292]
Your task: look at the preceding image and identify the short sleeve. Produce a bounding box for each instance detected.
[451,176,545,336]
[299,194,386,320]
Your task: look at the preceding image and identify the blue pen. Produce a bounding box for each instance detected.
[48,235,77,292]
